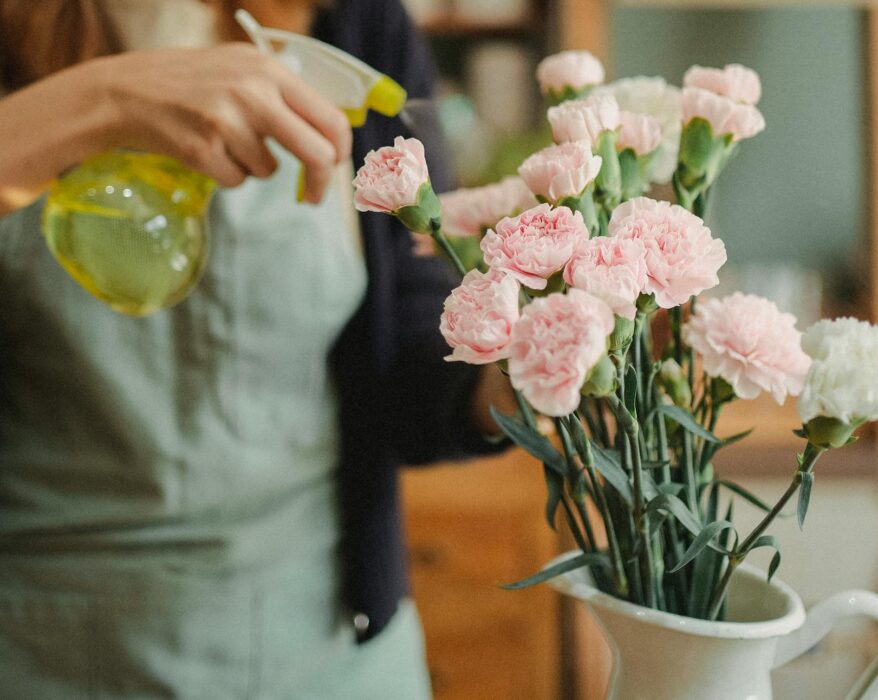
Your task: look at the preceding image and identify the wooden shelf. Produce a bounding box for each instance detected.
[419,14,542,37]
[401,449,563,700]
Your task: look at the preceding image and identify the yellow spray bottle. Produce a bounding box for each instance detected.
[42,10,407,316]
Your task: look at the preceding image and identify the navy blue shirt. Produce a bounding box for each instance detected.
[315,0,505,641]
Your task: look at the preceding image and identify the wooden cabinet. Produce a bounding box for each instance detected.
[401,449,563,699]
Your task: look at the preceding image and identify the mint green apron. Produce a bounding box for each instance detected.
[0,151,431,699]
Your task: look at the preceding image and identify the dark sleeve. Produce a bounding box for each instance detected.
[320,0,509,465]
[387,234,508,465]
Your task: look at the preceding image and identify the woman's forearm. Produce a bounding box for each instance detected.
[0,59,117,191]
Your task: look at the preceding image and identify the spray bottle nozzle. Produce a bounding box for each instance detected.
[235,10,407,127]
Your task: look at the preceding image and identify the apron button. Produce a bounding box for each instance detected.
[353,612,370,633]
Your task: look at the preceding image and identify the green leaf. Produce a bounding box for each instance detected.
[500,552,609,590]
[658,404,720,443]
[750,535,782,582]
[490,406,567,475]
[542,465,564,531]
[797,471,814,530]
[642,460,671,470]
[642,473,660,500]
[644,493,702,536]
[591,445,633,504]
[657,482,685,497]
[641,473,683,500]
[670,520,735,573]
[720,428,754,447]
[717,479,775,513]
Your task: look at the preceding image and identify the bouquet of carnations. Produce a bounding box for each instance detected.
[351,51,878,621]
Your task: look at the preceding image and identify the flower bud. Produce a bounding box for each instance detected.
[803,416,865,450]
[581,353,616,398]
[537,51,605,104]
[659,358,692,408]
[609,316,635,351]
[593,130,622,209]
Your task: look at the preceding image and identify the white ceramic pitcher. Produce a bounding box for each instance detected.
[548,553,878,699]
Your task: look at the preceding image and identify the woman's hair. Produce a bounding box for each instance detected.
[0,0,323,93]
[0,1,120,92]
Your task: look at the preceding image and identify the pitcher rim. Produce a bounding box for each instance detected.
[546,550,806,639]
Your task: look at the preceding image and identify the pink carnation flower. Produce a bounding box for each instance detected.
[440,269,521,365]
[481,203,588,290]
[609,197,727,308]
[564,237,648,320]
[536,50,605,96]
[353,136,430,213]
[682,87,765,143]
[684,64,761,105]
[518,141,602,204]
[548,95,621,145]
[683,293,811,404]
[508,289,615,416]
[439,177,538,237]
[618,111,662,156]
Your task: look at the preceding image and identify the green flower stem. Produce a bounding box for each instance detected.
[706,444,826,620]
[670,307,683,366]
[633,312,648,418]
[691,187,711,220]
[682,430,698,513]
[653,384,688,606]
[607,393,656,608]
[580,400,604,447]
[429,221,467,277]
[687,298,697,401]
[696,397,724,473]
[560,496,592,554]
[567,415,629,597]
[515,390,595,558]
[555,418,599,552]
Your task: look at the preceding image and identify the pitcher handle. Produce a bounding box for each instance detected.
[773,590,878,699]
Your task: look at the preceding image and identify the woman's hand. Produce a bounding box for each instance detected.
[98,44,352,200]
[0,43,352,204]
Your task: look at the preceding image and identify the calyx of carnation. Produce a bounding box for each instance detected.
[481,203,589,290]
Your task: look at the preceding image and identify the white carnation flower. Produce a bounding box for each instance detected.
[593,76,682,184]
[797,318,878,424]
